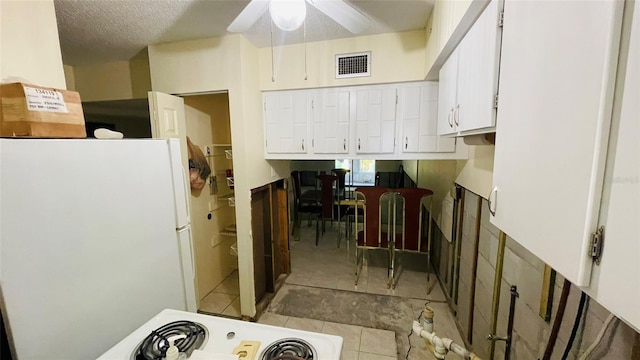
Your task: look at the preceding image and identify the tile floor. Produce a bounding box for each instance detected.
[259,312,397,360]
[199,270,242,317]
[198,220,465,359]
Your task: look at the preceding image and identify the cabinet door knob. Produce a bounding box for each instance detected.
[448,109,454,127]
[357,138,361,150]
[343,139,346,151]
[301,139,305,151]
[454,104,460,126]
[405,136,408,149]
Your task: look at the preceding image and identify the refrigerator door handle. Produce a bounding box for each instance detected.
[180,225,196,285]
[180,164,191,224]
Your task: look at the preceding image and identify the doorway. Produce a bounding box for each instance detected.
[181,93,240,317]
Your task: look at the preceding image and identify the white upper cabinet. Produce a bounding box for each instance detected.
[437,51,459,136]
[585,1,639,332]
[400,82,455,153]
[313,89,350,154]
[264,91,310,154]
[354,86,397,154]
[489,0,624,286]
[263,82,468,160]
[437,0,503,137]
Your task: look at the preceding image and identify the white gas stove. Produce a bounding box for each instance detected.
[98,309,343,360]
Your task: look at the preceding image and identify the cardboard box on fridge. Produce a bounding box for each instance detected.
[0,82,86,138]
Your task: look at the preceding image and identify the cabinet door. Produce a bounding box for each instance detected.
[437,51,458,136]
[456,0,502,133]
[490,0,624,286]
[313,89,350,154]
[264,91,309,154]
[355,86,397,154]
[400,82,454,153]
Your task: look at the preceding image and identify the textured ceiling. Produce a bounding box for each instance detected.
[55,0,434,67]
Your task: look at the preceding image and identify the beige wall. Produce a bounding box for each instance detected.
[130,49,152,99]
[184,93,232,145]
[65,50,151,102]
[424,0,473,75]
[0,0,66,89]
[455,144,494,199]
[72,61,133,101]
[148,34,289,317]
[63,65,76,90]
[259,31,427,91]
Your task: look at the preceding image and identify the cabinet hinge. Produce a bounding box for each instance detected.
[498,11,504,27]
[311,100,314,109]
[493,94,499,109]
[395,94,398,105]
[590,226,604,265]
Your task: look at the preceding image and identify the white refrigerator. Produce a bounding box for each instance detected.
[0,138,197,360]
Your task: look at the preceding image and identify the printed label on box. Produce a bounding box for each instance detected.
[22,85,69,113]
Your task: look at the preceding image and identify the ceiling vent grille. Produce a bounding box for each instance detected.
[335,52,371,79]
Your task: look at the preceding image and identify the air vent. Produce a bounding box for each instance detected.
[335,51,371,79]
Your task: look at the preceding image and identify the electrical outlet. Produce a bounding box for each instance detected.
[205,145,212,156]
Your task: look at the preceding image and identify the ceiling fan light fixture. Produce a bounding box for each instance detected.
[269,0,307,31]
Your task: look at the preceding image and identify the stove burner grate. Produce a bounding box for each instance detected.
[133,320,207,360]
[260,338,316,360]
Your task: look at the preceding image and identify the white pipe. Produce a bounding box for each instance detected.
[412,321,482,360]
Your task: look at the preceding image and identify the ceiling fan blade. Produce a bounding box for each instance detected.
[306,0,370,34]
[226,0,270,33]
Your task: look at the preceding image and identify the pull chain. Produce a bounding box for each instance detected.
[270,20,275,82]
[304,21,308,81]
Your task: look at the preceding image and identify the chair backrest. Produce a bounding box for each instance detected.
[299,170,318,187]
[316,174,338,219]
[291,171,302,200]
[331,168,350,199]
[395,187,433,252]
[355,186,392,247]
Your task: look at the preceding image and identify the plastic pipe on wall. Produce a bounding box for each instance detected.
[488,231,507,359]
[412,320,482,360]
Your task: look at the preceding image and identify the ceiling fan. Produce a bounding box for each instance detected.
[227,0,370,34]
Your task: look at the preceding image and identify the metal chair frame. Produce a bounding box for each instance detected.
[353,188,394,288]
[388,188,433,289]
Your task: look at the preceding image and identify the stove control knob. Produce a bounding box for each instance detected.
[226,332,236,339]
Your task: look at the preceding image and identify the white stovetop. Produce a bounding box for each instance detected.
[98,309,343,360]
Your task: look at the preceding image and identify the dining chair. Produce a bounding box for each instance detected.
[353,186,394,288]
[331,168,354,247]
[290,171,321,240]
[389,187,434,288]
[315,174,338,245]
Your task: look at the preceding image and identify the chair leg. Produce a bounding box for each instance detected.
[388,246,395,289]
[355,247,363,285]
[291,207,298,236]
[315,215,320,246]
